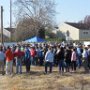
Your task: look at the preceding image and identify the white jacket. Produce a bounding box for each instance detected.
[82,50,88,59]
[45,50,54,62]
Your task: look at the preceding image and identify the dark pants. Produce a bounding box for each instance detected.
[58,60,64,72]
[39,57,43,66]
[45,62,53,73]
[88,59,90,69]
[25,59,31,72]
[0,60,4,75]
[83,58,89,72]
[65,60,71,72]
[71,61,76,71]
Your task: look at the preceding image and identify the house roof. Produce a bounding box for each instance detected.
[4,27,15,33]
[66,22,90,30]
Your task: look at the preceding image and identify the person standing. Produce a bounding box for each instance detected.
[30,47,36,65]
[5,46,14,75]
[0,46,5,75]
[14,47,24,74]
[25,47,31,73]
[71,48,77,72]
[45,47,54,74]
[76,45,82,68]
[65,46,72,72]
[57,47,65,74]
[37,46,44,66]
[82,47,89,73]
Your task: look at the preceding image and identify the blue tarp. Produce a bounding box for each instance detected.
[25,36,46,42]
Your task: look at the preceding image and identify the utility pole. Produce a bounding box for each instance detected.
[1,6,4,45]
[10,0,12,41]
[10,0,12,28]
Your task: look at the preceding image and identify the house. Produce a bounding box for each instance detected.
[0,27,15,42]
[58,22,90,41]
[0,29,10,41]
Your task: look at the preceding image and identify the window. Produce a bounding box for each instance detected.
[83,32,88,34]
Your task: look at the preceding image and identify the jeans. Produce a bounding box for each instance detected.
[77,55,82,68]
[58,60,64,72]
[6,60,13,75]
[31,56,36,65]
[45,62,53,73]
[16,57,22,74]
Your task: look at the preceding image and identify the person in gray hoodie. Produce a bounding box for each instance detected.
[0,46,5,75]
[44,47,54,74]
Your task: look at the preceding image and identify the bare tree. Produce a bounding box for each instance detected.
[78,15,90,29]
[84,15,90,28]
[14,0,56,41]
[14,18,44,41]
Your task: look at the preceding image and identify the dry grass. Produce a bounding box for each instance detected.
[0,66,90,90]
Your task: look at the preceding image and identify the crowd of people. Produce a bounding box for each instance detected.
[0,42,90,75]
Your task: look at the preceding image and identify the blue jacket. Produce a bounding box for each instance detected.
[25,49,31,60]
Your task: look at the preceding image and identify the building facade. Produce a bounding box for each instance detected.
[0,29,11,42]
[58,22,90,41]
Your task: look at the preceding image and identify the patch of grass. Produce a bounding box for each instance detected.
[0,66,90,90]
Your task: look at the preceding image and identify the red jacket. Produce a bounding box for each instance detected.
[14,50,24,58]
[5,49,14,62]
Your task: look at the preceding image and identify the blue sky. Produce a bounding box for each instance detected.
[0,0,10,27]
[0,0,90,27]
[55,0,90,24]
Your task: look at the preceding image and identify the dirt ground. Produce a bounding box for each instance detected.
[0,66,90,90]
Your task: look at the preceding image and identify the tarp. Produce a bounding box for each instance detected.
[25,36,46,43]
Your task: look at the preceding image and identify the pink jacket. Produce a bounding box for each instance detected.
[71,51,77,61]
